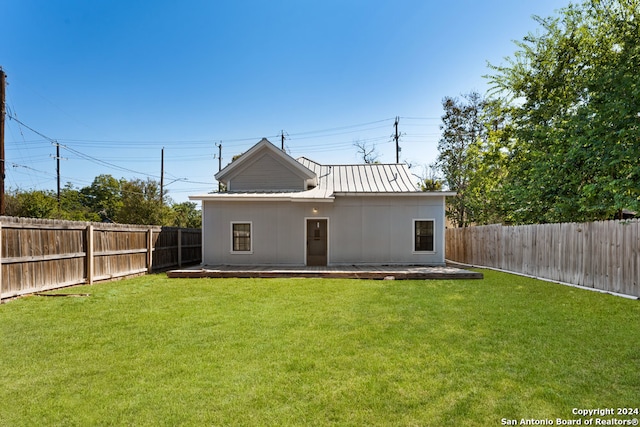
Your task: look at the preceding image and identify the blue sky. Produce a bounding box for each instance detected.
[3,0,567,204]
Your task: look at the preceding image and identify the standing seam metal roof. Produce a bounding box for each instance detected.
[189,144,455,201]
[296,157,419,193]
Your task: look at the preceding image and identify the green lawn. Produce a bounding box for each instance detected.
[1,271,639,426]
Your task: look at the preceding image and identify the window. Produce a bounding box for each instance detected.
[231,222,252,252]
[414,220,434,252]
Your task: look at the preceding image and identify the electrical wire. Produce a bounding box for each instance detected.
[4,113,443,198]
[60,144,162,179]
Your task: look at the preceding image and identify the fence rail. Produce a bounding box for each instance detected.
[0,217,201,300]
[445,219,639,298]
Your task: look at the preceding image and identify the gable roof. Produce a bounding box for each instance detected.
[190,139,455,201]
[215,138,316,184]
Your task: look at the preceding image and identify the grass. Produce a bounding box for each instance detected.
[1,270,639,426]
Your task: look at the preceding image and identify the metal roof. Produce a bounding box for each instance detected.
[190,154,455,201]
[296,157,420,193]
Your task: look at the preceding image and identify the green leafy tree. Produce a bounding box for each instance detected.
[80,175,123,222]
[436,92,488,227]
[421,178,443,192]
[5,189,58,218]
[170,202,202,228]
[468,98,511,225]
[117,178,171,225]
[487,0,640,223]
[5,176,202,228]
[60,182,100,222]
[418,164,444,191]
[436,94,511,226]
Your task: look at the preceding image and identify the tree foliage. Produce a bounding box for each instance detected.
[418,164,445,192]
[80,174,122,222]
[421,178,443,192]
[118,178,168,225]
[437,0,639,226]
[437,92,485,227]
[6,190,58,219]
[4,175,202,228]
[485,0,640,223]
[171,202,203,229]
[436,92,506,227]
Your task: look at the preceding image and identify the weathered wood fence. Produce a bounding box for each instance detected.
[0,217,201,300]
[446,219,639,298]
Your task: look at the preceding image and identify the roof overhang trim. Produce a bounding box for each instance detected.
[332,191,457,197]
[189,194,335,202]
[189,191,456,202]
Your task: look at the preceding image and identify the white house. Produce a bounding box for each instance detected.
[190,138,454,267]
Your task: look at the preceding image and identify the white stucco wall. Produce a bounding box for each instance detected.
[201,195,447,266]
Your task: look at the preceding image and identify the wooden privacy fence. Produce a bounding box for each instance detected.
[446,219,639,298]
[0,217,201,300]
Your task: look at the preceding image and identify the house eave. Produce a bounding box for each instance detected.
[333,191,457,197]
[189,193,335,202]
[189,191,456,202]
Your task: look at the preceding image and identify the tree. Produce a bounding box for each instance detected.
[117,178,171,225]
[436,93,510,226]
[5,189,58,218]
[487,0,640,223]
[436,92,488,227]
[417,164,444,191]
[170,202,202,228]
[421,178,443,192]
[80,174,123,222]
[60,182,100,222]
[5,175,201,227]
[467,98,511,225]
[353,139,380,164]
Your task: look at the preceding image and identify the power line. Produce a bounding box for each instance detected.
[7,114,162,179]
[6,113,56,144]
[285,118,395,137]
[7,115,441,149]
[400,116,440,120]
[15,119,398,148]
[4,113,444,199]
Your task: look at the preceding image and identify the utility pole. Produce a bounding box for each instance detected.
[215,142,222,172]
[50,141,66,210]
[0,68,6,215]
[215,142,222,191]
[281,130,285,151]
[160,147,164,205]
[56,142,60,208]
[394,116,400,163]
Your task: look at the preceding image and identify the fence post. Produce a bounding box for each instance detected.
[86,225,94,285]
[147,228,153,273]
[0,222,3,301]
[178,229,182,268]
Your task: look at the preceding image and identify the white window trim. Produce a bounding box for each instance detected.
[230,221,253,254]
[412,218,436,254]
